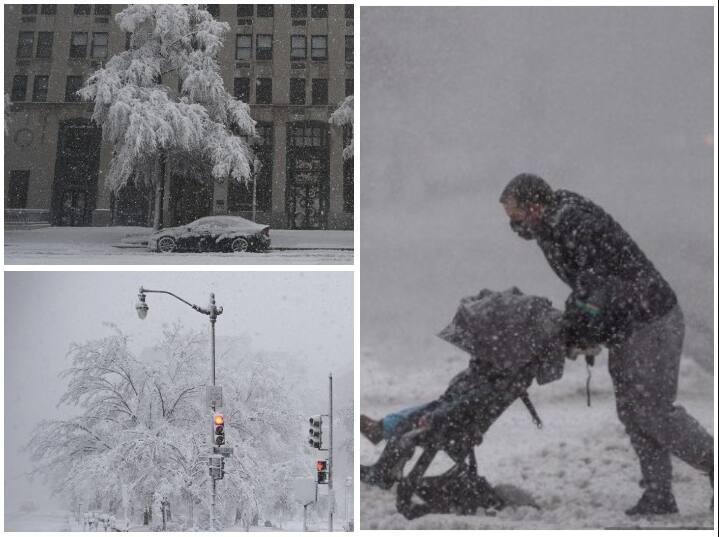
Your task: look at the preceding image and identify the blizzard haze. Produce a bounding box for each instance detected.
[4,271,353,524]
[361,6,714,370]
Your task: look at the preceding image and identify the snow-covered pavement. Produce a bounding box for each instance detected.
[360,347,714,530]
[3,226,353,265]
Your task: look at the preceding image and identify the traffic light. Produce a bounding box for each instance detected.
[316,459,328,484]
[308,415,323,449]
[213,413,225,446]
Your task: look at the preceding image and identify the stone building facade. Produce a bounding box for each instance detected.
[4,4,354,229]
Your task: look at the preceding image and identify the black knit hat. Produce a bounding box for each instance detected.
[499,173,553,206]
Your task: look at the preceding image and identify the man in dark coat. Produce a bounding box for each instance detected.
[500,172,714,516]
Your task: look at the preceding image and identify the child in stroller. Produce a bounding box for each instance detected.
[360,288,571,519]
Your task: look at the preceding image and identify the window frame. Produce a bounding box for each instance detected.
[311,78,328,105]
[256,5,274,17]
[235,34,252,60]
[255,78,273,105]
[32,75,50,102]
[311,35,328,61]
[35,31,54,58]
[7,171,31,209]
[234,77,250,103]
[94,4,112,16]
[290,35,307,60]
[291,5,308,18]
[21,5,38,15]
[345,78,353,97]
[236,4,253,17]
[255,34,273,61]
[40,5,57,15]
[17,32,35,59]
[91,32,109,59]
[11,75,28,102]
[65,75,84,102]
[70,32,89,58]
[345,35,353,62]
[73,4,91,15]
[289,78,306,105]
[311,5,328,18]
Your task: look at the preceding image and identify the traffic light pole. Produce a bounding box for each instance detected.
[134,288,223,531]
[328,373,333,532]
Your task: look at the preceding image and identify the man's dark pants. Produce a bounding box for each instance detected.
[609,304,713,492]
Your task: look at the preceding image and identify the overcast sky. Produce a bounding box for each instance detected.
[4,271,353,512]
[361,6,714,371]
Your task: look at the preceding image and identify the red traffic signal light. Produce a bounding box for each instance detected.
[316,460,327,472]
[316,459,328,484]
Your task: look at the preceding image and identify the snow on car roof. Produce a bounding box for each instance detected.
[192,215,265,226]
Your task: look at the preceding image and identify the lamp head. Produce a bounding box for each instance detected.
[136,289,148,320]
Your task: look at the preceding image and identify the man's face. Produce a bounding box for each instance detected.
[502,197,543,240]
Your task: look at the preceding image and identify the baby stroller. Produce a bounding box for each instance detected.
[361,288,568,520]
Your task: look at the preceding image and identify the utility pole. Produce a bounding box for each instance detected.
[328,373,333,532]
[209,293,220,531]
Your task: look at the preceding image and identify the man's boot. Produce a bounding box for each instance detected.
[625,485,678,516]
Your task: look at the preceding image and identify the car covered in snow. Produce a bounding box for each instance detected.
[147,215,270,253]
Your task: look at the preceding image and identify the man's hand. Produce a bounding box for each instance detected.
[417,413,432,429]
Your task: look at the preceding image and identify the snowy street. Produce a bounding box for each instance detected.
[360,348,714,530]
[3,226,353,264]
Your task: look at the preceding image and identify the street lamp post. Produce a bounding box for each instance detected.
[135,286,223,530]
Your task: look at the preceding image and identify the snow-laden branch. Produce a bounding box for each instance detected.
[329,95,354,160]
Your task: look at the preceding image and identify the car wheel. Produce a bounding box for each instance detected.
[157,236,177,253]
[230,237,249,252]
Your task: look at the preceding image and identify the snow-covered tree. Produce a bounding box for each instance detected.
[29,324,309,530]
[329,96,354,160]
[79,5,256,229]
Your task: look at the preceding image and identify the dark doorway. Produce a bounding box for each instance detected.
[170,174,212,226]
[51,119,102,226]
[286,121,329,229]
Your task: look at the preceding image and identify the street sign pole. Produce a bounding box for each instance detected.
[328,373,333,532]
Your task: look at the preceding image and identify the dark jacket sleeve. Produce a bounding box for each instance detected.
[554,207,635,347]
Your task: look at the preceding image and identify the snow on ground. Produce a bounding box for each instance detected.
[360,347,714,530]
[3,227,353,265]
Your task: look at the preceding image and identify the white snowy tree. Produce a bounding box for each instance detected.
[29,324,309,530]
[329,95,354,160]
[79,4,256,229]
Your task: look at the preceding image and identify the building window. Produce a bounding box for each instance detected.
[288,123,326,147]
[40,5,57,15]
[256,78,272,104]
[74,4,91,15]
[234,77,250,102]
[291,5,307,18]
[256,5,273,17]
[311,5,328,18]
[21,5,38,15]
[205,4,220,18]
[345,35,353,62]
[290,78,305,105]
[65,76,84,102]
[94,4,111,16]
[32,75,49,102]
[91,32,108,58]
[236,34,252,60]
[237,4,253,17]
[70,32,88,58]
[17,32,34,58]
[311,35,327,61]
[36,32,54,58]
[7,171,30,209]
[311,79,328,105]
[290,35,306,60]
[256,34,272,60]
[345,78,353,96]
[125,32,133,50]
[11,75,28,102]
[345,4,353,18]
